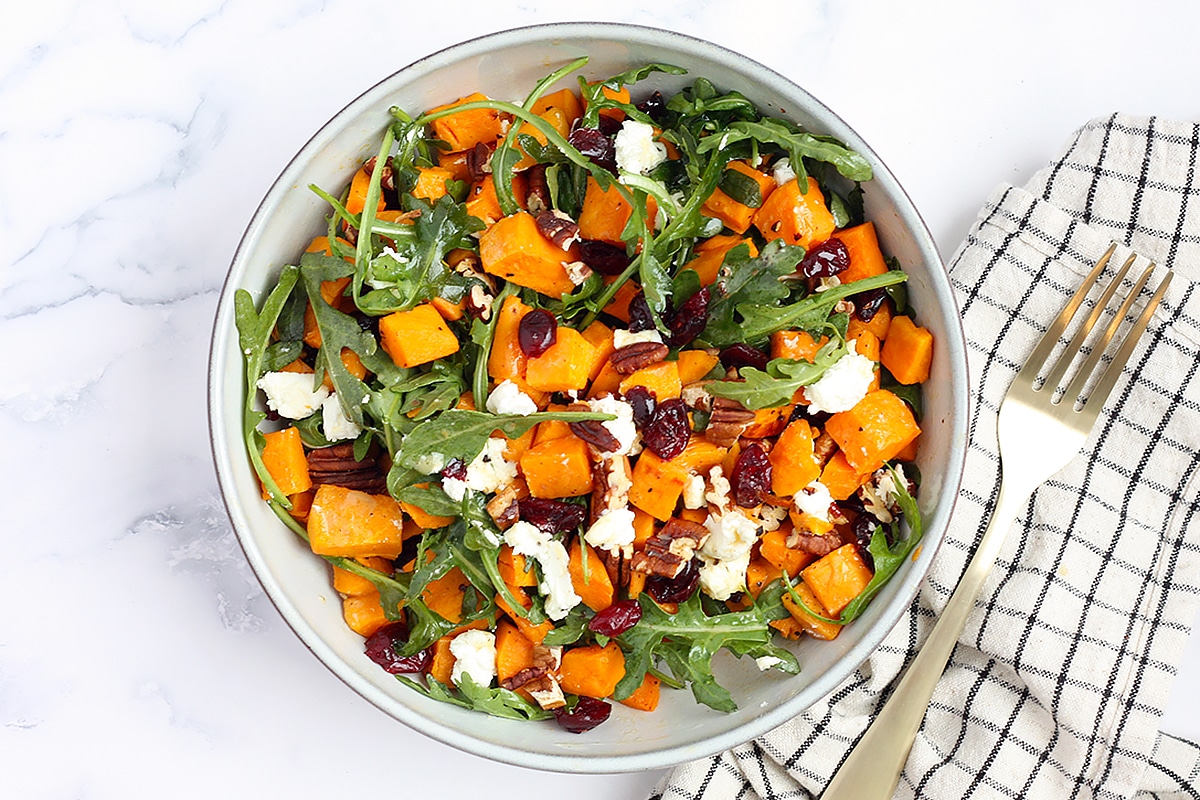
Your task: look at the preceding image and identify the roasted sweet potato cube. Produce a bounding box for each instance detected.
[700,161,775,234]
[559,642,626,698]
[781,581,842,640]
[519,434,594,499]
[833,221,889,284]
[577,175,657,245]
[880,315,934,385]
[307,484,406,558]
[820,450,870,501]
[824,389,921,473]
[682,235,758,286]
[758,526,814,578]
[628,450,688,521]
[341,591,391,638]
[770,420,821,497]
[752,176,836,250]
[480,211,579,298]
[569,538,615,612]
[260,426,311,498]
[618,672,661,711]
[426,91,505,151]
[524,326,597,393]
[802,543,873,617]
[619,360,681,401]
[379,303,461,368]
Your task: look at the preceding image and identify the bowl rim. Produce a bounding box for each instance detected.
[208,20,969,774]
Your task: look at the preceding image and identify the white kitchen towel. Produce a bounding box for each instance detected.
[651,113,1200,799]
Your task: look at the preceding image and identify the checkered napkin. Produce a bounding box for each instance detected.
[650,113,1200,800]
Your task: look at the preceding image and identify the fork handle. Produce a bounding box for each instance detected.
[820,477,1031,799]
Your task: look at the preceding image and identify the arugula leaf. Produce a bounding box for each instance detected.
[706,339,849,410]
[709,270,909,348]
[701,240,805,346]
[838,465,924,623]
[395,482,459,520]
[696,118,873,182]
[408,675,552,721]
[615,592,780,712]
[325,556,409,621]
[233,265,301,505]
[395,409,613,472]
[541,606,591,647]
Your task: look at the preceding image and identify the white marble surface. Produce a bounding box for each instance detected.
[4,1,1200,797]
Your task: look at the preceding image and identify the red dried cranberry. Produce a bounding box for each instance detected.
[646,557,701,604]
[665,287,710,348]
[576,239,632,275]
[625,385,658,429]
[519,498,587,535]
[567,127,616,173]
[596,115,623,136]
[554,696,612,733]
[720,342,769,372]
[798,238,851,281]
[518,309,558,358]
[364,622,433,674]
[854,287,888,322]
[642,397,691,460]
[442,458,468,481]
[588,599,643,637]
[636,90,667,122]
[627,291,656,332]
[730,442,771,507]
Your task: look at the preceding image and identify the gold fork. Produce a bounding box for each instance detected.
[820,243,1173,799]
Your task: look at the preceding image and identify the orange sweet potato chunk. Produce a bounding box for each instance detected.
[880,315,934,385]
[426,92,505,151]
[701,161,775,234]
[260,426,311,498]
[753,176,835,250]
[559,642,626,698]
[619,360,681,401]
[781,580,842,640]
[569,538,615,612]
[824,389,921,474]
[494,619,535,685]
[519,435,594,499]
[577,176,656,245]
[769,420,821,498]
[479,211,578,298]
[801,543,873,617]
[379,303,461,368]
[628,451,688,520]
[759,526,814,578]
[833,221,889,284]
[618,672,661,712]
[307,484,407,558]
[524,326,597,393]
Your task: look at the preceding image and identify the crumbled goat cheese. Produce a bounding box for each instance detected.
[586,394,638,456]
[701,508,759,561]
[755,655,784,671]
[794,481,835,522]
[584,507,636,551]
[682,474,707,509]
[321,394,362,442]
[449,629,497,688]
[699,551,751,601]
[705,465,732,509]
[486,379,538,416]
[614,119,668,175]
[256,371,330,420]
[771,157,796,187]
[598,456,633,512]
[412,452,446,475]
[503,521,581,620]
[755,503,788,532]
[863,464,907,523]
[804,342,875,414]
[611,328,664,349]
[442,476,467,502]
[464,437,519,494]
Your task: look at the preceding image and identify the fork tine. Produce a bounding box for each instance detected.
[1060,262,1155,404]
[1075,269,1173,425]
[1040,252,1136,393]
[1020,243,1116,385]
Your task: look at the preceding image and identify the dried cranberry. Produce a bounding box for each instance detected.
[642,398,691,460]
[576,239,632,276]
[854,287,888,322]
[588,599,643,637]
[665,287,710,348]
[442,458,467,481]
[554,696,612,733]
[519,498,587,535]
[627,291,655,332]
[567,127,616,173]
[646,557,701,604]
[518,309,558,358]
[636,90,667,121]
[364,622,432,674]
[798,238,851,282]
[625,385,658,429]
[597,114,623,136]
[720,342,769,372]
[730,442,771,507]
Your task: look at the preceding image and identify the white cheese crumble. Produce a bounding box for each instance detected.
[794,481,835,522]
[682,474,707,509]
[614,119,668,175]
[256,371,330,420]
[771,157,796,187]
[486,379,538,416]
[698,551,751,601]
[503,521,581,620]
[321,394,362,442]
[611,327,664,349]
[449,629,497,688]
[701,508,760,561]
[804,341,876,414]
[584,507,636,552]
[441,437,518,502]
[756,503,788,532]
[755,655,784,671]
[585,394,639,456]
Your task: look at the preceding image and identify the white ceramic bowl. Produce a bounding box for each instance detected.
[209,22,968,773]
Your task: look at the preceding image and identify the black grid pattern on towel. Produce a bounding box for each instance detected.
[650,114,1200,800]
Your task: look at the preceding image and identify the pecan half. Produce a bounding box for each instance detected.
[812,431,837,467]
[704,396,755,448]
[307,443,386,494]
[466,141,494,182]
[609,341,670,375]
[525,164,550,215]
[590,454,633,523]
[631,518,708,578]
[535,209,579,250]
[486,481,523,530]
[362,156,395,191]
[787,528,855,557]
